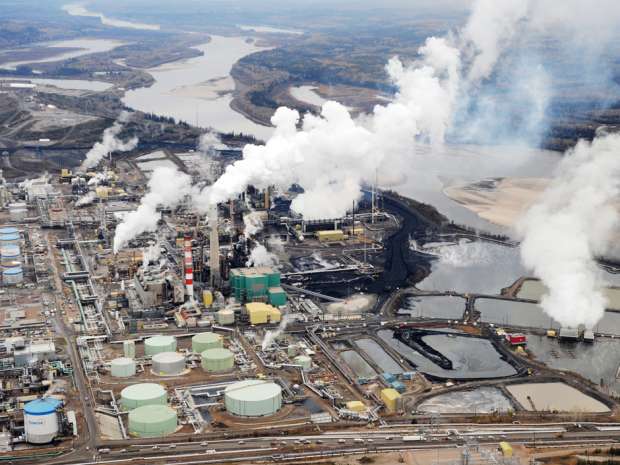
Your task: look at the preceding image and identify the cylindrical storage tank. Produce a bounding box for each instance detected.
[110,357,136,378]
[144,335,176,356]
[9,208,27,222]
[202,290,213,307]
[120,383,167,410]
[201,348,234,372]
[123,340,136,358]
[2,266,23,285]
[0,227,18,237]
[224,380,282,417]
[128,405,177,438]
[0,232,19,246]
[1,245,20,265]
[151,352,185,376]
[23,398,61,444]
[293,355,312,371]
[217,308,235,325]
[191,332,222,353]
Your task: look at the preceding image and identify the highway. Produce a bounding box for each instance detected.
[35,423,620,465]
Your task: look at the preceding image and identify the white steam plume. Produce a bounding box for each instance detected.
[518,133,620,329]
[75,192,96,207]
[243,210,264,238]
[262,313,293,350]
[113,166,193,253]
[246,243,279,268]
[80,112,138,171]
[194,37,460,219]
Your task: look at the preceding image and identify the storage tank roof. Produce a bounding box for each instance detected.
[225,379,281,402]
[201,347,233,360]
[193,332,221,342]
[1,245,19,254]
[111,357,135,366]
[152,352,184,362]
[121,383,166,400]
[3,267,23,275]
[0,227,18,235]
[24,398,61,415]
[146,335,175,345]
[129,404,176,423]
[0,233,19,241]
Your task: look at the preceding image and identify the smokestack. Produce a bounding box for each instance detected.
[209,204,221,287]
[264,188,270,210]
[184,234,194,301]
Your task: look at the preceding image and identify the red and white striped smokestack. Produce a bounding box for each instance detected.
[184,234,194,301]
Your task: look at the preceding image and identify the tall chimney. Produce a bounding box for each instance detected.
[209,204,220,287]
[184,234,194,301]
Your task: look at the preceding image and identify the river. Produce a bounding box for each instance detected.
[122,35,274,140]
[0,39,124,71]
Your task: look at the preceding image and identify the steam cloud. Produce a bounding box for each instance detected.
[196,0,576,218]
[80,112,138,171]
[113,166,193,253]
[518,133,620,329]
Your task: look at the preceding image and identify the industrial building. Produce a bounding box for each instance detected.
[230,267,286,306]
[246,302,281,325]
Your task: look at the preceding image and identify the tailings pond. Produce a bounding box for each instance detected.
[339,350,377,379]
[416,387,513,414]
[477,298,620,335]
[378,329,517,380]
[354,338,404,374]
[397,295,465,320]
[526,335,620,396]
[417,241,526,295]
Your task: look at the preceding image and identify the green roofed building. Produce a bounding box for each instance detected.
[230,267,286,305]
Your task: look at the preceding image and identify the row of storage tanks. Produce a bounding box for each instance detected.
[119,378,284,437]
[110,332,282,437]
[0,227,23,285]
[110,333,238,378]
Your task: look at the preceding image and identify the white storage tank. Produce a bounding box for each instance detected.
[23,398,61,444]
[201,348,234,372]
[9,207,27,222]
[224,379,282,417]
[151,352,185,376]
[120,383,167,410]
[191,332,222,353]
[0,227,18,238]
[217,308,235,325]
[293,355,312,371]
[2,266,23,285]
[0,245,20,266]
[144,335,176,356]
[128,405,177,438]
[0,232,19,247]
[110,357,136,378]
[123,340,136,358]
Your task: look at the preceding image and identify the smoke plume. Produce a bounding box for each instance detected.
[246,243,279,268]
[80,112,138,171]
[518,133,620,329]
[113,166,193,253]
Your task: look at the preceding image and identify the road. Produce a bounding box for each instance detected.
[46,232,99,460]
[40,424,620,465]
